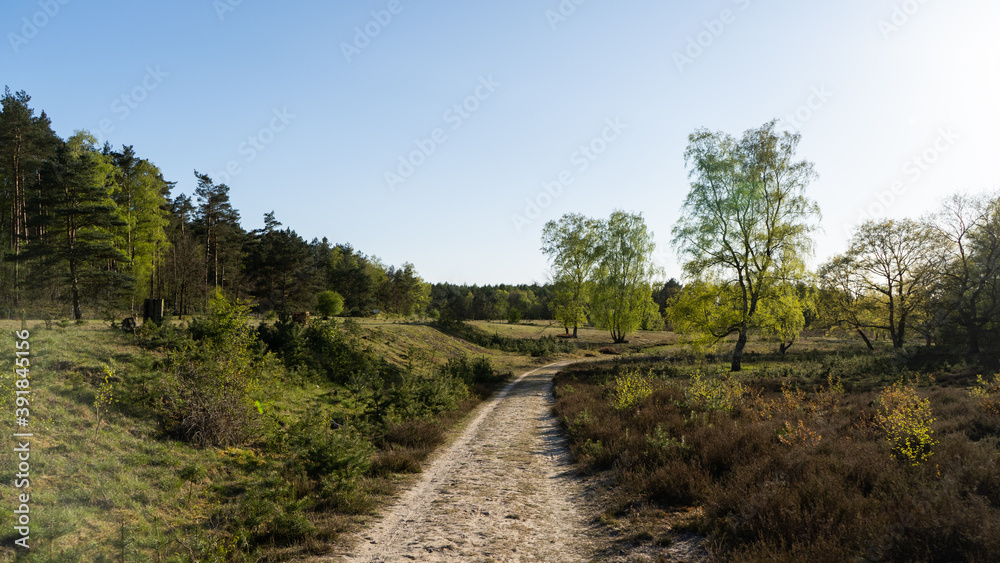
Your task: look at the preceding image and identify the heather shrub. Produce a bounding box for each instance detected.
[553,353,1000,562]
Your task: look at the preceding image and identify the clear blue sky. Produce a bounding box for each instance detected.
[3,0,998,285]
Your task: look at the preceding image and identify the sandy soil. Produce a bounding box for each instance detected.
[318,360,708,563]
[329,361,599,562]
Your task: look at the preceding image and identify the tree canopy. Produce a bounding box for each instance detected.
[672,120,820,370]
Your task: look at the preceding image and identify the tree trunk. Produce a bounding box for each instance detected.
[968,324,981,354]
[856,328,875,351]
[731,328,748,372]
[70,259,82,320]
[572,324,578,338]
[893,316,906,348]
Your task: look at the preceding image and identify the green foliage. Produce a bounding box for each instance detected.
[757,282,814,353]
[20,131,134,319]
[685,370,745,412]
[876,382,937,466]
[243,214,317,314]
[542,213,601,334]
[590,211,661,344]
[969,373,1000,414]
[552,278,589,334]
[93,363,118,436]
[668,279,743,346]
[612,368,654,411]
[440,355,509,396]
[316,290,344,318]
[822,219,946,349]
[507,306,522,325]
[286,410,373,483]
[258,317,380,384]
[109,145,171,304]
[672,120,819,369]
[158,292,279,447]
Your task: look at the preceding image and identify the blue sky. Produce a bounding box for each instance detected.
[3,0,998,285]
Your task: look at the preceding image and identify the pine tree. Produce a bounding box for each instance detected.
[193,172,242,301]
[20,133,132,319]
[0,87,60,307]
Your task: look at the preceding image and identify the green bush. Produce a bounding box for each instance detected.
[316,290,345,319]
[286,410,373,483]
[157,292,279,447]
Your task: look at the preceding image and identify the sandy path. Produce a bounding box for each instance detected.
[335,361,597,562]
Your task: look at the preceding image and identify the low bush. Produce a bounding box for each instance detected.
[156,293,279,447]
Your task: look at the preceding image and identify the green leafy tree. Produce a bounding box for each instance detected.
[162,290,278,447]
[322,242,386,316]
[506,288,537,324]
[818,254,884,350]
[931,192,1000,353]
[672,120,819,371]
[552,278,587,335]
[380,262,429,317]
[542,213,601,337]
[109,145,172,305]
[590,211,660,343]
[832,218,945,349]
[316,290,344,319]
[757,282,815,355]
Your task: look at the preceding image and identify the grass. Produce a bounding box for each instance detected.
[0,317,522,561]
[0,321,226,561]
[7,314,989,561]
[467,319,681,351]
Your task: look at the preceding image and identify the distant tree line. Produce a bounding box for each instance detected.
[0,88,430,320]
[428,283,556,323]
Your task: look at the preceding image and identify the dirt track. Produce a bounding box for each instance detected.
[335,361,598,562]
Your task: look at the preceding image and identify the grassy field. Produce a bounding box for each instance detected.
[0,316,557,561]
[5,315,990,562]
[467,319,681,350]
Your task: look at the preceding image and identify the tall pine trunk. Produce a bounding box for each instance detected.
[70,258,82,320]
